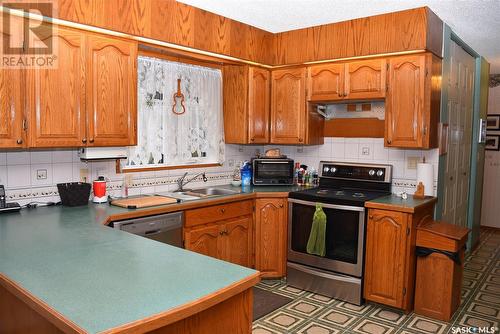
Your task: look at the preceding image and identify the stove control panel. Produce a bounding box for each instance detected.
[319,162,392,183]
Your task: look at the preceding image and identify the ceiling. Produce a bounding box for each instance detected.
[178,0,500,72]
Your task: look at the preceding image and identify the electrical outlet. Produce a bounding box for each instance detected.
[95,167,107,178]
[361,147,370,156]
[228,159,235,167]
[80,168,89,183]
[297,146,304,153]
[407,157,420,170]
[36,169,47,180]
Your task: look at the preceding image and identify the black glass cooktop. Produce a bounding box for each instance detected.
[289,187,391,207]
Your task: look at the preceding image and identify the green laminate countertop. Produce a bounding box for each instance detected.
[365,195,438,213]
[0,183,304,333]
[0,203,259,333]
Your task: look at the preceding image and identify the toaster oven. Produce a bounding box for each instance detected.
[252,158,294,185]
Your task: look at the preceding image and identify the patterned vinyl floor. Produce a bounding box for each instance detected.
[253,228,500,334]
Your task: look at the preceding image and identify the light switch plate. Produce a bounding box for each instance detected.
[361,147,370,155]
[407,157,420,170]
[80,168,89,183]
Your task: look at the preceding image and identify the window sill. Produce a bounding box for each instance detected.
[116,161,222,174]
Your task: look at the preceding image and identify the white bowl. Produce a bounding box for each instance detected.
[231,180,242,187]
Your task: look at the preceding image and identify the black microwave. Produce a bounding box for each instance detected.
[252,158,294,185]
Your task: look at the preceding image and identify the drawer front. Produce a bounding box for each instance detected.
[185,200,254,227]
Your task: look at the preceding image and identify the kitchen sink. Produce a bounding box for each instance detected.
[156,187,240,201]
[185,188,240,197]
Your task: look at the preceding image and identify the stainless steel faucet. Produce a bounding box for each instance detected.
[175,172,208,192]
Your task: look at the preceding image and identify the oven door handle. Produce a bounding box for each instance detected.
[288,198,365,212]
[257,161,291,164]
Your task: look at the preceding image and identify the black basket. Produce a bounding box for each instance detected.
[57,182,91,207]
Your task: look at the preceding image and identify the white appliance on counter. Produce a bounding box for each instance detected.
[79,147,128,161]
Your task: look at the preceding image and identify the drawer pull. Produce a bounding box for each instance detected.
[220,208,226,213]
[16,138,23,145]
[279,204,284,208]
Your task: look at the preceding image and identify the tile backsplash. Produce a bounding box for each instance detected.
[0,138,439,205]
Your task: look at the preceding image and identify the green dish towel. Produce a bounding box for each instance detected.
[306,203,327,257]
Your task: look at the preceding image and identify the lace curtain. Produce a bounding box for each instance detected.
[125,56,225,168]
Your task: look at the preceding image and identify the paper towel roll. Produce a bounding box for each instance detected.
[416,163,434,196]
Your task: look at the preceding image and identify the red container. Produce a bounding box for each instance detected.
[93,180,106,198]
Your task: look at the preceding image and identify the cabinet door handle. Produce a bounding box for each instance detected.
[219,231,224,236]
[279,204,284,208]
[220,208,226,213]
[369,215,374,219]
[89,138,95,143]
[387,139,392,145]
[423,126,428,136]
[343,93,348,97]
[250,138,255,142]
[82,138,87,144]
[299,138,303,143]
[16,139,23,145]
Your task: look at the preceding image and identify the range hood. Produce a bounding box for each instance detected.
[78,147,128,161]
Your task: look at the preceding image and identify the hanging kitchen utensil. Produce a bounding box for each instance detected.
[172,78,186,115]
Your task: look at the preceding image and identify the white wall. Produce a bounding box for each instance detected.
[481,85,500,228]
[0,140,438,206]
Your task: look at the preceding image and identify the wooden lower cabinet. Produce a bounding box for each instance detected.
[364,201,435,312]
[364,209,408,308]
[221,216,253,267]
[254,198,287,278]
[184,202,253,268]
[184,224,220,259]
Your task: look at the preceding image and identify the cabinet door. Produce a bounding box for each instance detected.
[0,68,24,148]
[184,224,221,259]
[364,209,408,308]
[86,34,137,146]
[248,67,270,144]
[0,19,24,149]
[28,26,86,148]
[270,68,306,144]
[345,59,386,100]
[307,63,344,101]
[221,216,253,267]
[385,55,426,148]
[255,198,287,278]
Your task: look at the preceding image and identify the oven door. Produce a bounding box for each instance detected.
[288,198,365,277]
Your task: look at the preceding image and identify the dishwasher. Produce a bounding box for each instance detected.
[111,212,184,248]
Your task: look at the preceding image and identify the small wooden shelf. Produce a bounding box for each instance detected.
[324,118,384,138]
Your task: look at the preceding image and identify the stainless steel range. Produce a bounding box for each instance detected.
[287,161,392,305]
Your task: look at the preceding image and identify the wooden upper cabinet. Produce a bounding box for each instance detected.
[270,67,307,144]
[0,67,24,148]
[223,65,270,144]
[364,209,408,308]
[86,34,137,147]
[307,63,344,101]
[385,55,425,148]
[28,26,86,148]
[255,198,287,278]
[385,53,440,149]
[0,17,24,149]
[248,67,270,144]
[345,59,386,100]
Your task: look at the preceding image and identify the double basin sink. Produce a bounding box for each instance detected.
[158,187,241,202]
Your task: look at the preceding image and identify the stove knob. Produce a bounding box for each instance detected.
[331,167,337,173]
[377,170,384,177]
[323,166,330,173]
[369,169,376,176]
